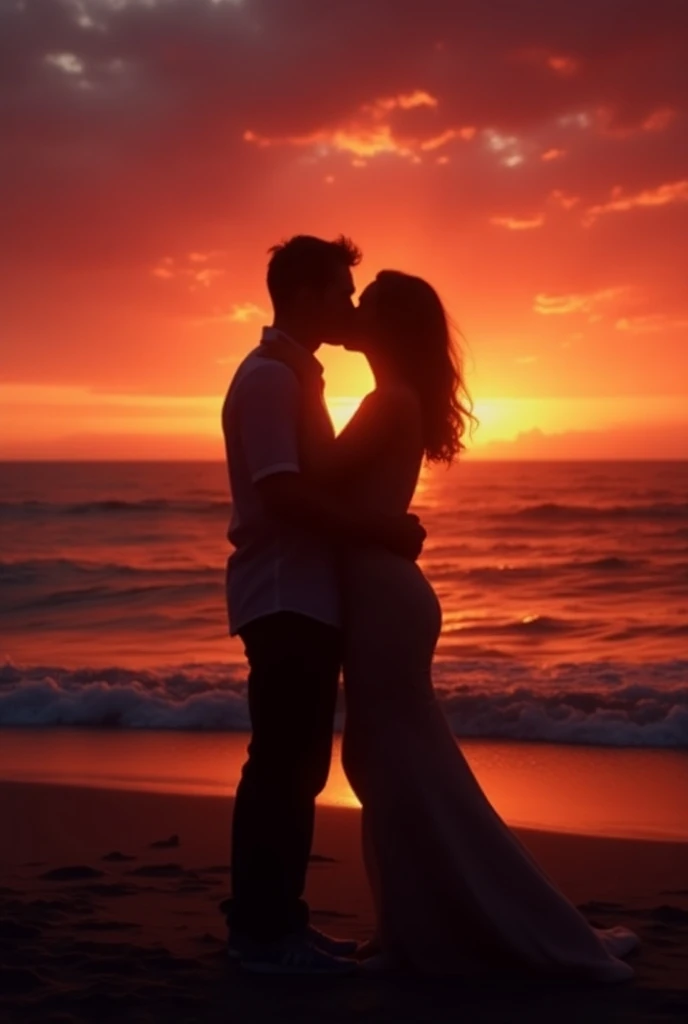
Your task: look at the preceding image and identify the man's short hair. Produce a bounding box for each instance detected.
[267,235,361,312]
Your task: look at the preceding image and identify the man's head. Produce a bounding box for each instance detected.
[266,235,361,348]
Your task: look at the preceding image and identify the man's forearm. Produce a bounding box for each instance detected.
[257,472,423,559]
[267,478,376,545]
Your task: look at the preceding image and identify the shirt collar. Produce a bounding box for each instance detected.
[260,327,324,379]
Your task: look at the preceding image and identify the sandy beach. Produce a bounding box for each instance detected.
[1,780,686,1023]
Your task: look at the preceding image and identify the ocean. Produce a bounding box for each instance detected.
[2,459,686,748]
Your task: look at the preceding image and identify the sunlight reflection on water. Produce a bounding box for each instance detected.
[1,729,686,841]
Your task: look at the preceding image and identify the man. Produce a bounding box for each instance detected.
[221,235,424,974]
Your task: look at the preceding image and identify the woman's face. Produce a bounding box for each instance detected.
[344,281,380,353]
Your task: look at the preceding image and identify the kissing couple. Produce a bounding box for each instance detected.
[220,235,638,978]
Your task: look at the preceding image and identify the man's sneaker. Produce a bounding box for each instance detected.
[359,952,397,974]
[354,936,382,961]
[231,932,359,976]
[229,926,358,962]
[305,925,359,959]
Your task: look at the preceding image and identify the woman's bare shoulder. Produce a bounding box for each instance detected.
[368,382,421,422]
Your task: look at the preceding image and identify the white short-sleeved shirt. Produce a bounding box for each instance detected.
[221,328,340,635]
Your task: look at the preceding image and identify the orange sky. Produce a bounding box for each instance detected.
[1,0,687,460]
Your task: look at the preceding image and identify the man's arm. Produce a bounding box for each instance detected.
[256,472,423,558]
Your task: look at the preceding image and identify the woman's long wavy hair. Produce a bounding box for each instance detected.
[372,270,477,464]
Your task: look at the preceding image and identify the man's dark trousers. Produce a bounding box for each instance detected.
[226,611,341,941]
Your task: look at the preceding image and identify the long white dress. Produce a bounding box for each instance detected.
[340,408,639,980]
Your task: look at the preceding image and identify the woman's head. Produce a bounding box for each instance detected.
[353,270,476,464]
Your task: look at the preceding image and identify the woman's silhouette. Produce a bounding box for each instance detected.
[313,270,639,978]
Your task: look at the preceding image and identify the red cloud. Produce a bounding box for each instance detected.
[534,287,631,316]
[490,215,545,230]
[152,253,226,291]
[616,314,688,333]
[547,55,578,76]
[243,91,475,163]
[584,180,688,224]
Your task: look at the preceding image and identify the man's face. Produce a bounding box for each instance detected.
[343,282,376,352]
[316,265,356,344]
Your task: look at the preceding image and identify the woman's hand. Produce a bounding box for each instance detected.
[367,512,426,561]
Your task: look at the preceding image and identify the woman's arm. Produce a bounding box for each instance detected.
[312,386,422,485]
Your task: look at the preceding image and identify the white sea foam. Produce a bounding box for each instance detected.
[1,659,686,747]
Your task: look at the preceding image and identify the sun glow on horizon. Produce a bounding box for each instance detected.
[326,394,544,442]
[325,395,366,434]
[1,386,686,461]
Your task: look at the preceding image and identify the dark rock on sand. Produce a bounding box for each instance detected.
[73,920,138,932]
[40,866,105,882]
[149,834,181,849]
[127,863,189,878]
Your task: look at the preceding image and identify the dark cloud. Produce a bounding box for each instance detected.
[1,0,687,393]
[2,0,686,202]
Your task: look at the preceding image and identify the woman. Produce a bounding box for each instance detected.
[319,270,639,979]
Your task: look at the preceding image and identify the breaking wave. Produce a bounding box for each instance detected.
[1,659,686,748]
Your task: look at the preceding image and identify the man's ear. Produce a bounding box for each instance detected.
[294,285,314,309]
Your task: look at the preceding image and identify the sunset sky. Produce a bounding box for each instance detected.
[1,0,687,459]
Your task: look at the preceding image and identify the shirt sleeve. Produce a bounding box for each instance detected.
[236,361,301,483]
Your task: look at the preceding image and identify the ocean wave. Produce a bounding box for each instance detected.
[1,659,686,747]
[2,497,685,524]
[576,555,643,571]
[12,583,223,614]
[0,559,224,614]
[0,561,220,585]
[0,498,231,517]
[0,662,249,730]
[0,558,219,580]
[444,614,587,638]
[462,556,646,584]
[506,501,688,523]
